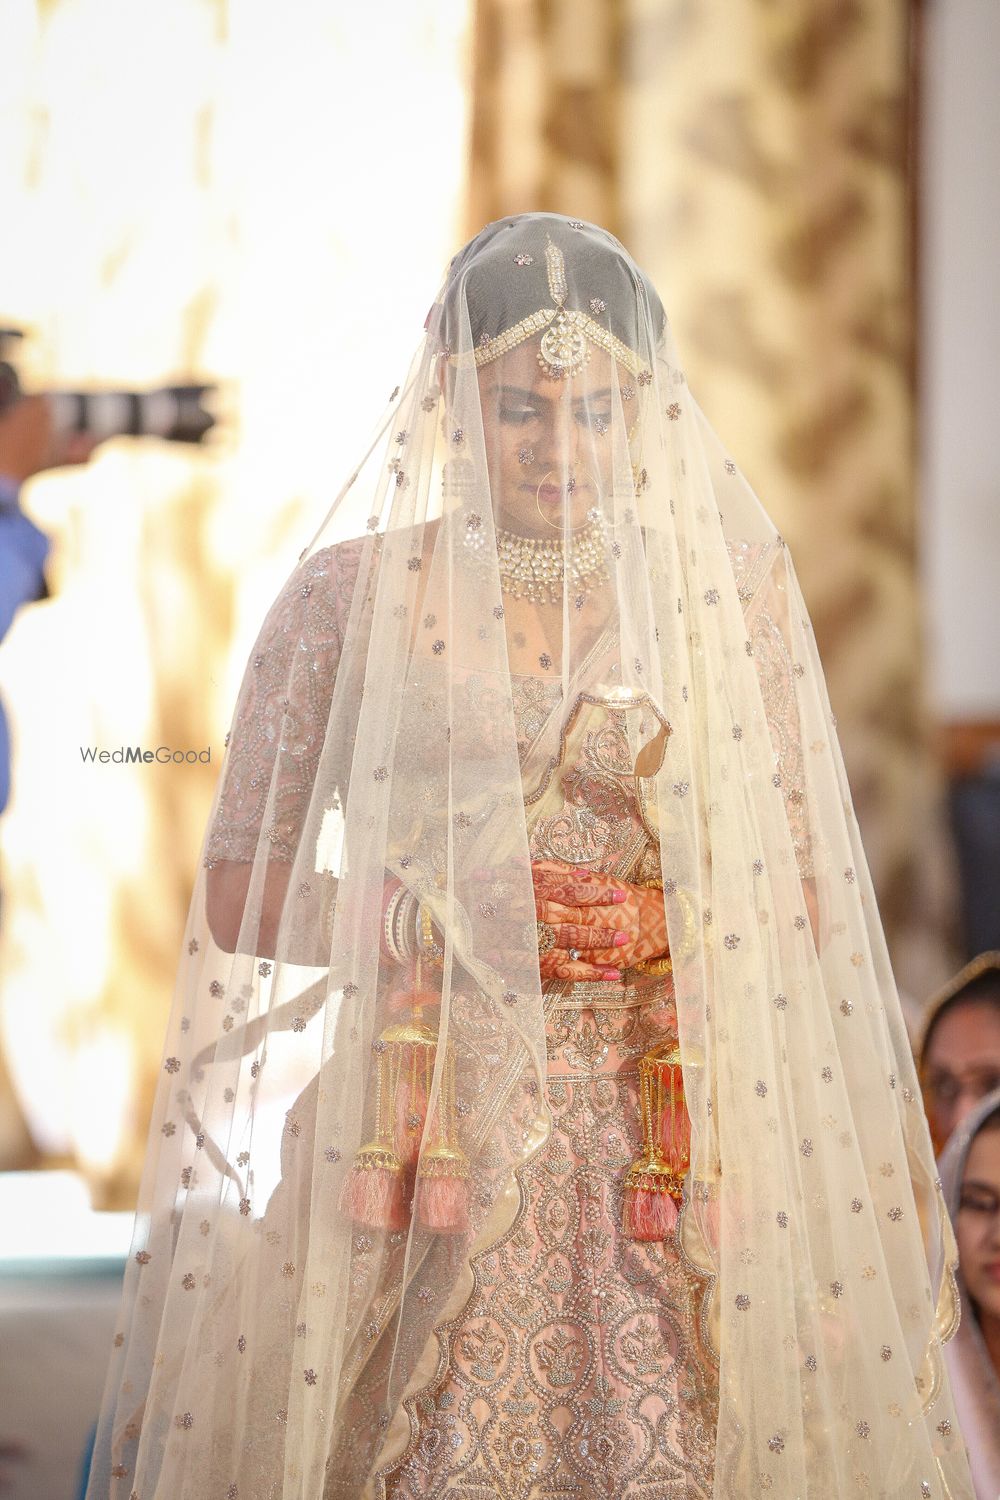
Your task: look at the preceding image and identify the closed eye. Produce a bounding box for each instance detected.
[959,1188,1000,1214]
[498,405,540,425]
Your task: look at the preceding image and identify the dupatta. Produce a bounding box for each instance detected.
[86,213,972,1500]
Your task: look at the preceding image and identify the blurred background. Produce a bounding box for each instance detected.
[0,0,997,1495]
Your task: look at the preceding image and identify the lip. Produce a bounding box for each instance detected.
[521,482,592,500]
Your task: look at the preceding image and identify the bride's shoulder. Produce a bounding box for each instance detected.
[282,516,443,634]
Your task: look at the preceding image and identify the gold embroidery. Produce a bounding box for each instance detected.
[377,999,718,1499]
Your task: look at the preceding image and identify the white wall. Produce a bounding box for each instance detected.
[921,0,1000,719]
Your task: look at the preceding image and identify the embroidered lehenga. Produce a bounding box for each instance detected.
[86,215,974,1500]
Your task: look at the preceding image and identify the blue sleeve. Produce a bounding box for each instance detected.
[0,697,8,815]
[0,478,51,639]
[0,476,52,815]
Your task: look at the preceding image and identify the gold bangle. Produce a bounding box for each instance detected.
[633,954,673,977]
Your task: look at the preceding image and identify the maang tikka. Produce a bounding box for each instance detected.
[536,241,590,379]
[469,236,651,384]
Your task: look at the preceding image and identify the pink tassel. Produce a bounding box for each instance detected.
[622,1042,688,1242]
[416,1144,470,1233]
[386,987,441,1017]
[338,1149,409,1231]
[418,1173,470,1233]
[658,1104,692,1175]
[622,1181,679,1241]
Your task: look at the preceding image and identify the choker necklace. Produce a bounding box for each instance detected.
[464,512,609,606]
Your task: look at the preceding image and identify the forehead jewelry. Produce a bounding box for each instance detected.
[467,237,651,383]
[536,242,589,379]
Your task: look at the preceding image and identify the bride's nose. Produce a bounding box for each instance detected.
[536,402,583,472]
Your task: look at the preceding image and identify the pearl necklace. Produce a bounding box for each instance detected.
[464,514,610,606]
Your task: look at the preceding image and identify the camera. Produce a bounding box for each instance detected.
[0,327,216,445]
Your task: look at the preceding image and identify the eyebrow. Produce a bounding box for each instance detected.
[488,384,615,406]
[928,1063,1000,1078]
[961,1179,1000,1194]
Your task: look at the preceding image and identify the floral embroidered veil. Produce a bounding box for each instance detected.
[86,213,973,1499]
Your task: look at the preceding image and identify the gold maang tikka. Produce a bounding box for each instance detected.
[466,237,651,383]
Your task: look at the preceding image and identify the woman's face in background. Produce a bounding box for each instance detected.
[921,999,1000,1152]
[955,1123,1000,1328]
[475,339,635,537]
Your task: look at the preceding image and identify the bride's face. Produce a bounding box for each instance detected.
[475,338,631,536]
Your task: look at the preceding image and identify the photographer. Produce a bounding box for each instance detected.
[0,393,96,817]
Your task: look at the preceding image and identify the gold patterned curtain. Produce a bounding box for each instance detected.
[469,0,623,232]
[468,0,946,1000]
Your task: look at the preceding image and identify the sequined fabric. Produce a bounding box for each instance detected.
[375,657,719,1496]
[376,987,719,1500]
[511,674,562,762]
[204,539,364,866]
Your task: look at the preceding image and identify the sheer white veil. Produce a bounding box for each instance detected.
[85,213,972,1499]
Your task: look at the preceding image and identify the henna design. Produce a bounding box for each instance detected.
[533,858,669,975]
[531,860,625,908]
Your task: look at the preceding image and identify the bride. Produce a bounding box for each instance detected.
[86,213,973,1499]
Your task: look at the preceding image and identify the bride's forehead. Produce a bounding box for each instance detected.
[477,339,620,397]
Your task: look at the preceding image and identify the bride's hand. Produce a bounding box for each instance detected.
[531,858,669,981]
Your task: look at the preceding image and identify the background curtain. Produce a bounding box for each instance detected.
[467,0,949,1007]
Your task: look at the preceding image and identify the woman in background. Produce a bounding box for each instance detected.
[938,1086,1000,1498]
[86,214,973,1499]
[919,953,1000,1154]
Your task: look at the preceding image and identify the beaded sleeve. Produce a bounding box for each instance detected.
[203,537,365,867]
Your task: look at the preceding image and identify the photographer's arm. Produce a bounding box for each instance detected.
[0,395,99,635]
